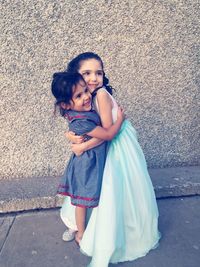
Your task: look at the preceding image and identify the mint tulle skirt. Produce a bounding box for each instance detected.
[60,120,161,267]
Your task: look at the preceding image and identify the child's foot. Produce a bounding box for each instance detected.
[62,228,76,242]
[75,232,83,246]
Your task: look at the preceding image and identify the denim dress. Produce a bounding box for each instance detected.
[58,110,107,208]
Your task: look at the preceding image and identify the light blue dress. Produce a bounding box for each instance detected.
[60,88,161,266]
[58,110,107,208]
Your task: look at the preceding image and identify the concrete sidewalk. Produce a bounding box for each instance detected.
[0,196,200,267]
[0,166,200,266]
[0,166,200,213]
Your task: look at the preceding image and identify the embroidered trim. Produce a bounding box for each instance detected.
[64,113,87,121]
[57,190,99,201]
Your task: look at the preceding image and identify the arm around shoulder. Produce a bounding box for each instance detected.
[87,107,125,140]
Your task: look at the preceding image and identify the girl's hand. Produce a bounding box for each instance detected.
[71,143,85,156]
[117,106,125,122]
[65,131,84,144]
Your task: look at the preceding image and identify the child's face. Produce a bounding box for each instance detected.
[78,59,104,93]
[69,80,92,112]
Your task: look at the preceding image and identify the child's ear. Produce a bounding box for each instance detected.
[60,102,71,110]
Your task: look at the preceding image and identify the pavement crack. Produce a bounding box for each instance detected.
[0,216,16,254]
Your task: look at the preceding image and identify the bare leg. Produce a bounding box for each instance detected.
[75,206,86,244]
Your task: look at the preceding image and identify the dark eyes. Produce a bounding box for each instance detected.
[82,71,103,76]
[82,71,90,76]
[76,88,88,99]
[76,93,81,98]
[97,71,103,76]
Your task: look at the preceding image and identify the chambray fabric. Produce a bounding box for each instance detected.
[58,110,107,208]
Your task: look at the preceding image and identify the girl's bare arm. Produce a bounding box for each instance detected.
[71,138,104,156]
[87,107,124,140]
[65,131,84,144]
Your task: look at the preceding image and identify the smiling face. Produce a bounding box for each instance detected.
[78,59,104,93]
[69,80,92,112]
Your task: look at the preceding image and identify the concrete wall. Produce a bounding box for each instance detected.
[1,0,199,179]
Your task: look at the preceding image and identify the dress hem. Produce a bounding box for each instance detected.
[80,234,161,264]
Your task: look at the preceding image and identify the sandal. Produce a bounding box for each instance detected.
[62,229,76,242]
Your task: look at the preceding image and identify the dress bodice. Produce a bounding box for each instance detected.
[93,87,118,123]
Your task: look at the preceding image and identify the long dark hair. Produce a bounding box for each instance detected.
[66,52,113,95]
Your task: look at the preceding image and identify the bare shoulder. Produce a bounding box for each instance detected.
[96,88,112,103]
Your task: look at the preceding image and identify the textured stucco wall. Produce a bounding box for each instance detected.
[1,0,200,179]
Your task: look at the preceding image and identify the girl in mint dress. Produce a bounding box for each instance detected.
[61,52,161,267]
